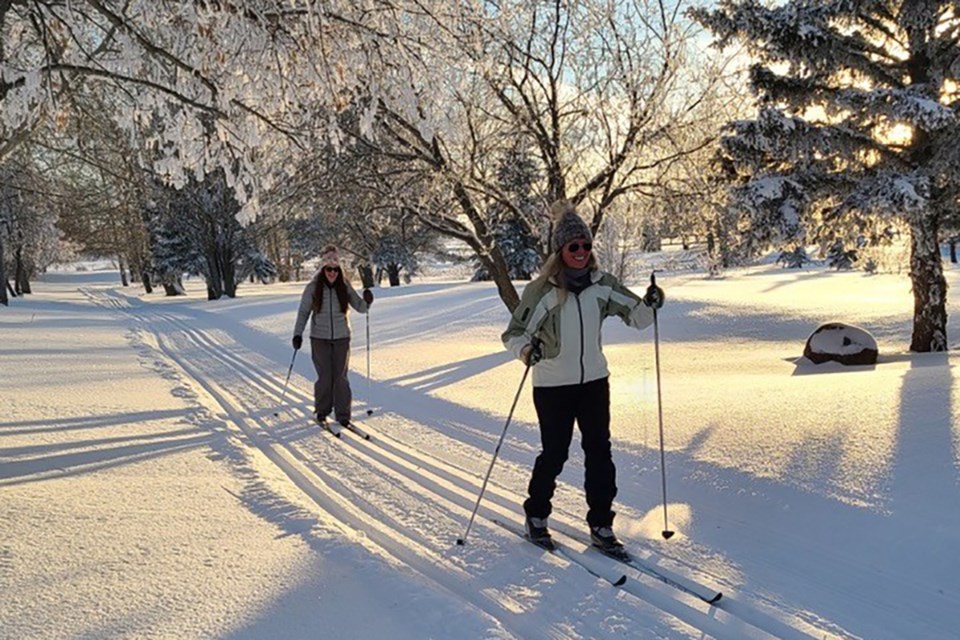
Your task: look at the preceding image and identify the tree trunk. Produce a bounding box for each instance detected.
[0,234,8,307]
[386,264,401,287]
[15,266,30,294]
[909,214,948,352]
[358,263,375,289]
[206,248,224,300]
[223,258,237,298]
[118,255,129,287]
[142,270,154,294]
[950,240,957,264]
[13,245,29,295]
[162,279,185,296]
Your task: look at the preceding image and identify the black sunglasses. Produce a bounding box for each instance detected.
[565,242,592,253]
[323,266,341,274]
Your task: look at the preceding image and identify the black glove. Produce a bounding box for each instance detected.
[643,284,665,309]
[363,289,374,305]
[522,340,543,366]
[292,335,303,350]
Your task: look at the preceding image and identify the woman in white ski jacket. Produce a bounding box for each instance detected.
[292,246,373,426]
[502,200,664,552]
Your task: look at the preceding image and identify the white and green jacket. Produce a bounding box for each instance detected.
[502,270,654,387]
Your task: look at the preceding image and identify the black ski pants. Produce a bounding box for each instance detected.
[524,376,617,528]
[310,337,352,423]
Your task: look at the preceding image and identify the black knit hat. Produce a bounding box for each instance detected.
[550,200,592,252]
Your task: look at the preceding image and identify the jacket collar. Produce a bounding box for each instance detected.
[547,268,602,287]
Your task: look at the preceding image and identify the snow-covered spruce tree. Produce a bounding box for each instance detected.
[777,245,811,268]
[372,235,418,287]
[694,1,960,351]
[474,145,542,281]
[146,193,197,297]
[151,171,272,300]
[827,239,859,269]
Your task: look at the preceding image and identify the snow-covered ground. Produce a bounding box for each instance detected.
[2,263,959,639]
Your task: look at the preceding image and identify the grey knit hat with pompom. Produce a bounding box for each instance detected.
[550,200,592,252]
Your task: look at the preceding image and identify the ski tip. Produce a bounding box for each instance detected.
[613,575,627,587]
[708,592,723,604]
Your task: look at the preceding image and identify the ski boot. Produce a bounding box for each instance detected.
[525,516,555,551]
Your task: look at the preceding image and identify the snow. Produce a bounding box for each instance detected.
[3,264,960,639]
[805,323,877,357]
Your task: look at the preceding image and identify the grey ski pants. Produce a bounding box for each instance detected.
[310,337,352,422]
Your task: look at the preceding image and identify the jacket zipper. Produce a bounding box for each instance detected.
[574,293,585,384]
[328,287,334,340]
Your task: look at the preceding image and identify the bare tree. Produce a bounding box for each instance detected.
[339,0,732,310]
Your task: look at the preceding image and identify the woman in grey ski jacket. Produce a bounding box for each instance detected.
[292,246,373,426]
[501,200,664,552]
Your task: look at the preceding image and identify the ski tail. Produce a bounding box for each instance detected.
[344,421,371,440]
[322,420,342,438]
[490,518,627,587]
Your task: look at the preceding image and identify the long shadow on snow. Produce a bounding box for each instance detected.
[0,428,217,486]
[647,355,960,640]
[0,408,194,434]
[116,285,956,639]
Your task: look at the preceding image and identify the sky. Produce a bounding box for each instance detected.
[2,259,959,639]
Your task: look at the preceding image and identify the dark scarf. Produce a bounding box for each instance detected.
[562,266,593,295]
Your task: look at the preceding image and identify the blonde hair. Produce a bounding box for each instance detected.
[534,249,598,305]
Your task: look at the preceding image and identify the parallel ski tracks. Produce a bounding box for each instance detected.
[89,289,832,640]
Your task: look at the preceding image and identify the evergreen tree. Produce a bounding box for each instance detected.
[826,239,859,270]
[372,234,419,287]
[695,1,960,351]
[147,193,199,296]
[776,246,811,269]
[474,145,542,281]
[146,172,274,299]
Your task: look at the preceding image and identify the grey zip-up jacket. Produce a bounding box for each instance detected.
[293,273,368,340]
[502,270,654,387]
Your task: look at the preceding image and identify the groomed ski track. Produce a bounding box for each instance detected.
[86,288,845,640]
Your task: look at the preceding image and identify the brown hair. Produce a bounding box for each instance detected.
[313,267,350,314]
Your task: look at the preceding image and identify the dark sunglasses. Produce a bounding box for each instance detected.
[565,242,592,253]
[323,266,341,274]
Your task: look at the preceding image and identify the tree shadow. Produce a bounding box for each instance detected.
[889,351,959,537]
[0,408,193,435]
[0,426,217,486]
[381,350,513,392]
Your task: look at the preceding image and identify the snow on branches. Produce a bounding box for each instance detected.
[695,0,959,350]
[0,0,460,207]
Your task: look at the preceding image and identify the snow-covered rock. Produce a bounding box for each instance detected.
[803,322,878,365]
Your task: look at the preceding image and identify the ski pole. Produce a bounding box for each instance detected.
[274,348,299,417]
[366,308,373,416]
[457,343,536,546]
[651,273,674,540]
